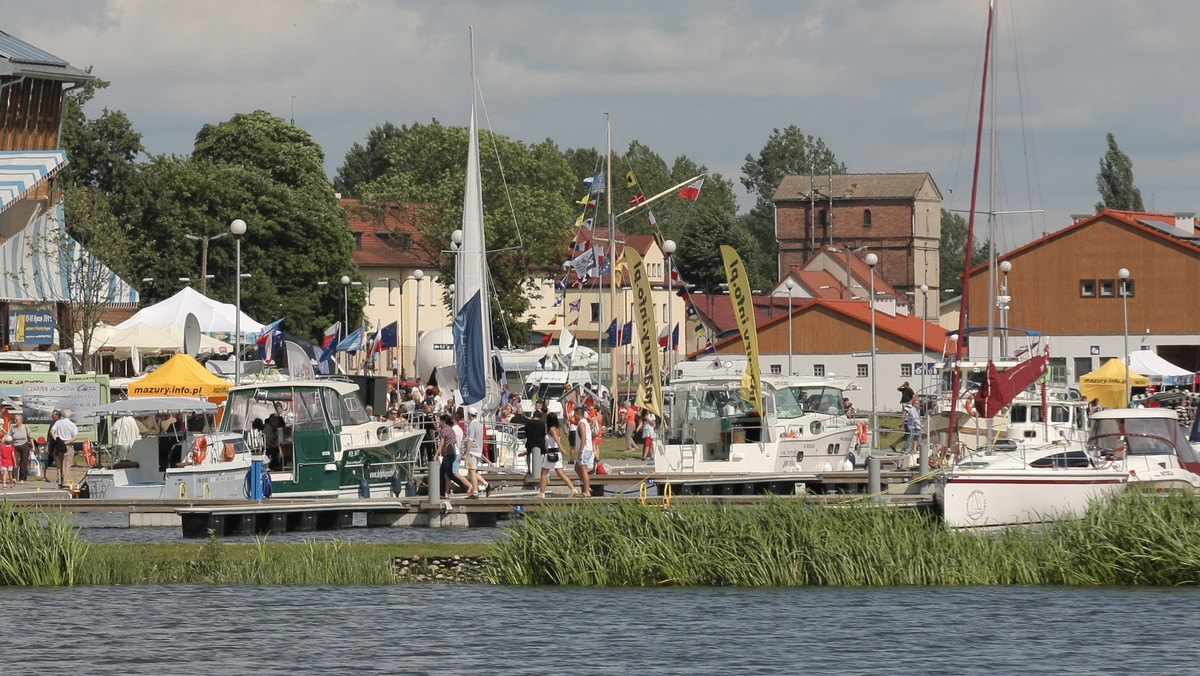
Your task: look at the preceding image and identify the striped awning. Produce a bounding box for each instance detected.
[0,150,68,214]
[0,202,139,307]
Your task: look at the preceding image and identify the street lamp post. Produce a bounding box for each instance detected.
[379,277,402,378]
[920,283,929,452]
[998,260,1012,356]
[865,253,879,448]
[785,278,796,376]
[1119,267,1131,406]
[411,269,424,381]
[183,231,229,296]
[230,219,246,386]
[663,239,676,379]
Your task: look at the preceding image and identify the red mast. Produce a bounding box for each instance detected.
[948,0,994,448]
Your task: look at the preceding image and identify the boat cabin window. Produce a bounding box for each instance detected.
[779,386,845,418]
[685,389,751,420]
[1029,450,1092,468]
[1089,417,1181,456]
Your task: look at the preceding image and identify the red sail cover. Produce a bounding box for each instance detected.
[973,351,1049,418]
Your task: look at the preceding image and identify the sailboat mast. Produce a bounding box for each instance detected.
[984,4,999,442]
[948,0,994,447]
[606,115,618,414]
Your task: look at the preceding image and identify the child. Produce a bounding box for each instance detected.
[0,435,15,489]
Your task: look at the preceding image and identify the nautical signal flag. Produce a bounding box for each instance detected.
[678,178,704,201]
[626,171,638,188]
[568,299,581,313]
[541,333,553,347]
[628,191,646,205]
[583,171,605,193]
[548,316,558,326]
[647,209,657,227]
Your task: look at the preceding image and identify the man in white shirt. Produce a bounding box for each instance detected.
[463,407,488,498]
[573,409,593,497]
[50,409,79,488]
[112,414,140,461]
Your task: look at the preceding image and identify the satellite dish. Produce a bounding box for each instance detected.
[183,313,201,357]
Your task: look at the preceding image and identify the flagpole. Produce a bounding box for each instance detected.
[606,115,619,423]
[617,173,705,218]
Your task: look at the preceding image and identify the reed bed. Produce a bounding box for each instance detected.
[0,503,88,586]
[489,493,1200,587]
[76,539,491,586]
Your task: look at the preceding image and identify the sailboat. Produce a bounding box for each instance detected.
[452,30,500,415]
[933,1,1127,529]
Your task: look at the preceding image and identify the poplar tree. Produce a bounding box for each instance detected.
[1095,133,1144,212]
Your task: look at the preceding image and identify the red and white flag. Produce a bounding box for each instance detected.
[678,178,704,201]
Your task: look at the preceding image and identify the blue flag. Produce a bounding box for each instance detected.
[605,319,618,348]
[336,325,364,353]
[377,321,398,349]
[621,321,633,346]
[454,290,487,406]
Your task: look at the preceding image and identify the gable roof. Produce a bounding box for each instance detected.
[773,172,940,202]
[969,209,1200,277]
[342,199,437,268]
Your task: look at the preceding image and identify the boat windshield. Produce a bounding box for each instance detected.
[1088,417,1189,456]
[778,386,845,418]
[683,388,753,420]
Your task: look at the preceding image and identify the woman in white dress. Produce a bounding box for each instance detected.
[538,411,578,499]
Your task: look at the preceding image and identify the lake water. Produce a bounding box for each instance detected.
[4,583,1199,675]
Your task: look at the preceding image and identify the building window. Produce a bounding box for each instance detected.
[813,364,826,377]
[818,209,827,227]
[857,363,868,378]
[1120,279,1135,298]
[353,232,363,250]
[1099,279,1115,297]
[1080,280,1096,298]
[901,363,912,378]
[863,209,872,227]
[590,303,600,323]
[770,364,782,375]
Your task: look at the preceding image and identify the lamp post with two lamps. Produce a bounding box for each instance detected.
[183,231,228,296]
[997,260,1012,356]
[230,218,246,386]
[865,253,879,448]
[663,239,676,377]
[411,269,424,381]
[1119,267,1131,406]
[378,276,403,377]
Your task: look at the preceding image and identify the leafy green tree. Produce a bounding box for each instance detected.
[354,122,576,346]
[1095,132,1144,212]
[133,112,358,338]
[939,209,987,297]
[58,76,146,218]
[740,126,847,270]
[333,122,406,198]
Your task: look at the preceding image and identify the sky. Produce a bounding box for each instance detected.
[11,0,1200,254]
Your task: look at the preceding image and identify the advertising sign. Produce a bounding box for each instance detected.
[20,381,103,424]
[7,307,55,345]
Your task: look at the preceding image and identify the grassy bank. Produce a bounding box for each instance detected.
[490,492,1200,587]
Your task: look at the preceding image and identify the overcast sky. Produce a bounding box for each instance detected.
[12,0,1200,253]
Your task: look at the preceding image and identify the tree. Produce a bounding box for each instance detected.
[132,112,358,338]
[354,122,577,346]
[333,122,406,198]
[1095,132,1144,212]
[939,209,987,297]
[740,126,846,270]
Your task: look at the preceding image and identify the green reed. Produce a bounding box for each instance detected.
[76,540,491,586]
[0,504,88,586]
[489,493,1200,587]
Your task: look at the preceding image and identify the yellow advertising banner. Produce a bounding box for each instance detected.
[625,248,663,417]
[720,245,763,413]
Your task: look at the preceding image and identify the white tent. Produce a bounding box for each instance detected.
[92,323,179,359]
[1127,350,1194,386]
[116,286,264,335]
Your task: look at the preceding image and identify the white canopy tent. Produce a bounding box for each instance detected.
[116,286,264,335]
[91,323,179,359]
[1127,350,1195,386]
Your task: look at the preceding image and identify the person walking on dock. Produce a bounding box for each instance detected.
[50,409,78,488]
[434,413,470,499]
[9,414,31,483]
[902,395,922,454]
[538,411,578,498]
[463,407,488,498]
[898,381,914,406]
[573,409,594,497]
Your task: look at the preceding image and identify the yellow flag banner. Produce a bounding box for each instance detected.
[720,245,763,413]
[626,248,663,417]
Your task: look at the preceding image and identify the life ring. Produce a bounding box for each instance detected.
[964,397,977,417]
[191,436,208,465]
[82,440,98,468]
[856,421,869,444]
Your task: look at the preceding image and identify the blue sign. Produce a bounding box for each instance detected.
[8,307,55,344]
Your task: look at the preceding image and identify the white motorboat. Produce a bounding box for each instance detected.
[658,369,867,475]
[1088,407,1200,493]
[935,441,1128,530]
[83,396,253,500]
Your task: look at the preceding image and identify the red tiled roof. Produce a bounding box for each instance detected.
[342,199,438,268]
[793,270,846,299]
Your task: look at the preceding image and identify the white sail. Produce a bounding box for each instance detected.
[452,30,499,412]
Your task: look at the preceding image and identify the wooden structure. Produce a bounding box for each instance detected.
[0,29,94,151]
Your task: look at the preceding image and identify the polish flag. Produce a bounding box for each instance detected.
[678,179,704,201]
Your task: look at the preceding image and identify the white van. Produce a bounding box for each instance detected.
[520,370,608,415]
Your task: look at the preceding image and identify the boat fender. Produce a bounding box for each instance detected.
[178,482,187,499]
[359,457,372,498]
[846,451,857,468]
[82,440,98,468]
[191,436,208,465]
[856,422,869,444]
[841,457,854,471]
[821,461,833,472]
[390,470,403,498]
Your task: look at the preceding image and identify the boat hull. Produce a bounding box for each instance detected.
[86,460,253,500]
[937,469,1127,529]
[267,427,424,498]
